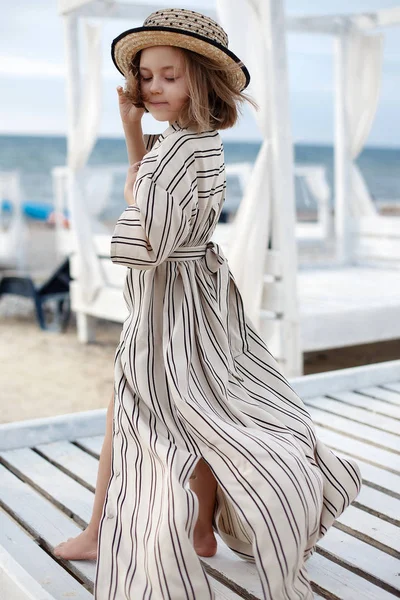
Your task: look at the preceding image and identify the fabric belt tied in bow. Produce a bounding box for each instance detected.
[167,242,249,381]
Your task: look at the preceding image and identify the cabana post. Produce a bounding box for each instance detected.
[334,25,353,264]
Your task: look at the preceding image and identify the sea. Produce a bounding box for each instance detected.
[0,134,399,220]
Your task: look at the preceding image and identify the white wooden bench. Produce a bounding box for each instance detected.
[1,359,399,599]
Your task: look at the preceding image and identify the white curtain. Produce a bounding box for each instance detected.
[346,30,384,217]
[216,0,272,328]
[66,20,105,302]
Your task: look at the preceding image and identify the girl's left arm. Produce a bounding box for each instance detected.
[111,135,197,269]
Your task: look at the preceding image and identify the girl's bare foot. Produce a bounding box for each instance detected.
[193,524,217,557]
[54,524,216,561]
[53,527,98,561]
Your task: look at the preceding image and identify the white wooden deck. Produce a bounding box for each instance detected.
[0,360,399,600]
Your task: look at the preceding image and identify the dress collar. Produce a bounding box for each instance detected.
[158,120,183,143]
[153,120,213,149]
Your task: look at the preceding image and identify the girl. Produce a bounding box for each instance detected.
[55,8,361,599]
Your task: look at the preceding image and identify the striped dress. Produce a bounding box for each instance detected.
[94,121,362,600]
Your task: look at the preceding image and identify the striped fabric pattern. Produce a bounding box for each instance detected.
[94,121,362,599]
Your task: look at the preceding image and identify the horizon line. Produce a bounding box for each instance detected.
[0,131,399,151]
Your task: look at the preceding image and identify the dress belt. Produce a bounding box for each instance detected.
[165,245,208,261]
[165,241,249,381]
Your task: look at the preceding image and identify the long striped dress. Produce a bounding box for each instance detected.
[94,121,362,600]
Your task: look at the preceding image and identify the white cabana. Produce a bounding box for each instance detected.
[56,0,400,376]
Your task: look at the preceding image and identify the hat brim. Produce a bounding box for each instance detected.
[111,26,250,92]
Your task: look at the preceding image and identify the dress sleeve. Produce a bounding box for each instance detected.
[111,134,197,269]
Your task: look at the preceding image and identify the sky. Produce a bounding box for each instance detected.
[1,0,399,146]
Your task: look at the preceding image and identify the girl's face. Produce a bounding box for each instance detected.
[139,46,190,124]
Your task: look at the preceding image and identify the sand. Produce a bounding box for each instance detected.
[0,306,118,424]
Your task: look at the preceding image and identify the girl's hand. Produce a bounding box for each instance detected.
[117,86,146,126]
[124,161,141,206]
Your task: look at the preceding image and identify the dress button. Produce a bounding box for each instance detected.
[115,471,121,478]
[114,426,119,435]
[107,511,115,519]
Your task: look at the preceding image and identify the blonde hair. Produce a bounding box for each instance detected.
[123,47,258,132]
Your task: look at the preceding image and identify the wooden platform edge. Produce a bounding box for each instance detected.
[291,359,400,399]
[1,359,399,451]
[0,544,56,600]
[0,409,106,452]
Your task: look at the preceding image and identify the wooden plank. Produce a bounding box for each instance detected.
[336,505,400,555]
[314,424,399,473]
[289,359,400,399]
[75,435,103,457]
[212,577,249,600]
[338,451,400,498]
[0,545,57,600]
[203,539,397,600]
[307,406,400,454]
[305,395,400,435]
[0,509,92,599]
[0,409,106,451]
[355,485,400,524]
[329,390,400,420]
[0,448,94,527]
[35,441,98,491]
[360,385,400,406]
[318,527,400,594]
[0,464,96,586]
[201,542,261,599]
[307,551,397,600]
[383,381,400,395]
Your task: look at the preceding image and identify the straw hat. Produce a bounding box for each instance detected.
[111,8,250,92]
